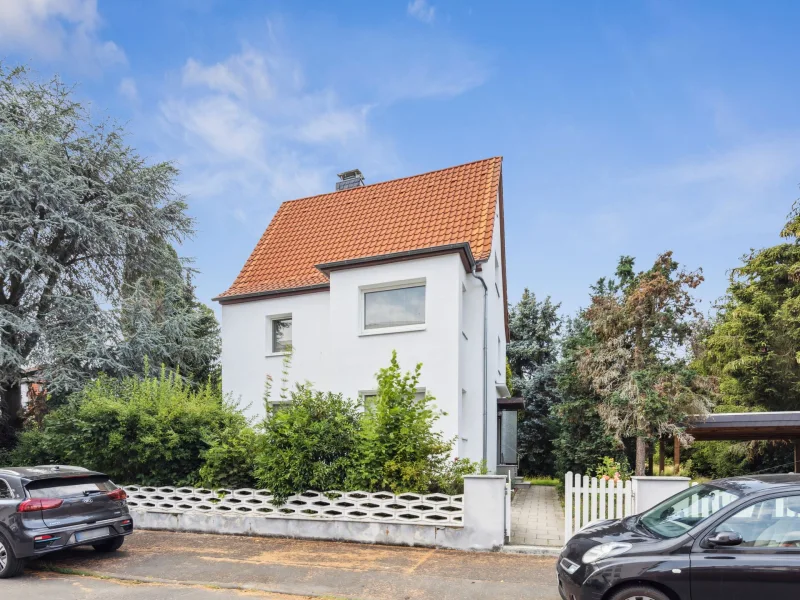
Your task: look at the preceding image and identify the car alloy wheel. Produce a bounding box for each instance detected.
[0,539,7,570]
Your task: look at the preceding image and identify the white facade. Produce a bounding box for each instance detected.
[220,211,508,471]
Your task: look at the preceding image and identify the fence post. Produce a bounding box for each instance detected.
[599,476,606,521]
[564,471,573,542]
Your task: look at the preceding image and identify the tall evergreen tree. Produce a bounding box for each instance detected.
[0,65,217,447]
[507,289,562,475]
[552,317,622,475]
[702,198,800,411]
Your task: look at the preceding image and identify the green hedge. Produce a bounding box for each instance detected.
[7,354,480,497]
[9,369,245,486]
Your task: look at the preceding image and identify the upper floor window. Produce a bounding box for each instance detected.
[363,282,425,331]
[270,316,292,353]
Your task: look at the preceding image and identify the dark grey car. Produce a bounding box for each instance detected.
[0,465,133,578]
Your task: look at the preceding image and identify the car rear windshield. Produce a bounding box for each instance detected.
[639,483,743,538]
[26,476,116,498]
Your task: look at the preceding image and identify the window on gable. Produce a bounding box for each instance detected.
[270,316,292,353]
[363,283,425,330]
[495,254,501,298]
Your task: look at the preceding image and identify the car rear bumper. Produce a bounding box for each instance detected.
[13,516,134,558]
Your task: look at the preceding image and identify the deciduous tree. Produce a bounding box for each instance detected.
[578,253,715,475]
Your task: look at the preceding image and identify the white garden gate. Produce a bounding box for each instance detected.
[564,471,633,540]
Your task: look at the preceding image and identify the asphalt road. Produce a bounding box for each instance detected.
[4,572,311,599]
[14,530,560,600]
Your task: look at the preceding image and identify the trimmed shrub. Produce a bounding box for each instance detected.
[198,421,264,489]
[431,457,480,495]
[254,385,361,503]
[347,351,453,494]
[10,369,245,486]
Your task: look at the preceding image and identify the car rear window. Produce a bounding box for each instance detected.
[26,476,116,498]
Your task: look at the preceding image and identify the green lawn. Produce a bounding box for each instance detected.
[524,476,559,486]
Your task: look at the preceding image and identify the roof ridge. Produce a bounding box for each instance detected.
[280,156,502,205]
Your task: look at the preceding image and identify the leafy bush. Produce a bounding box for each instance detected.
[254,385,361,503]
[589,456,632,480]
[431,457,480,495]
[10,369,245,486]
[347,351,453,494]
[198,421,264,489]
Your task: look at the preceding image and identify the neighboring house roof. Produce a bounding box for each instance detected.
[215,156,504,302]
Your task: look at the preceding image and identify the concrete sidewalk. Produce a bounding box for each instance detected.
[30,530,559,600]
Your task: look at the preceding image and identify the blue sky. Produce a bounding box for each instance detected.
[2,0,800,318]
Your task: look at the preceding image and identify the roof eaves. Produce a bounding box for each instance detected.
[315,243,477,275]
[213,283,331,304]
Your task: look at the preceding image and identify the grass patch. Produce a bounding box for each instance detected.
[524,476,558,487]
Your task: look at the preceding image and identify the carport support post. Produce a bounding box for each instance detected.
[673,436,680,476]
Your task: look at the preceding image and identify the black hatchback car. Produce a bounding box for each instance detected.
[0,465,133,578]
[557,474,800,600]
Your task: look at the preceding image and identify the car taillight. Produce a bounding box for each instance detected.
[107,488,127,501]
[18,498,64,512]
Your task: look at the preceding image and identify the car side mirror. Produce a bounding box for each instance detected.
[707,531,743,547]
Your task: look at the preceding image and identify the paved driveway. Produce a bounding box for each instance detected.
[21,530,559,600]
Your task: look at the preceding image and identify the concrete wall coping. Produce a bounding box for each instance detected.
[631,476,691,481]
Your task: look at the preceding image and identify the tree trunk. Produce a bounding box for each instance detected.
[635,436,647,476]
[0,383,23,449]
[647,443,654,476]
[659,437,666,475]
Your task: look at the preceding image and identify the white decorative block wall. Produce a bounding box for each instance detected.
[124,486,464,527]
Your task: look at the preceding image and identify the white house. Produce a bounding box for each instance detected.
[214,157,519,473]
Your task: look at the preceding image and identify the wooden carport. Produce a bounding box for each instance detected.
[668,412,800,475]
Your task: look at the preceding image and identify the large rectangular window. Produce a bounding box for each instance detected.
[271,316,292,353]
[363,284,425,330]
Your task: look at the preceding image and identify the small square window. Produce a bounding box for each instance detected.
[271,317,292,353]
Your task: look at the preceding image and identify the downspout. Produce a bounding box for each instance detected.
[471,267,489,465]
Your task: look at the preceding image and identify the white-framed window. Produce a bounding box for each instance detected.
[495,254,501,298]
[361,389,426,413]
[267,314,292,354]
[498,335,503,375]
[360,279,426,334]
[461,281,468,340]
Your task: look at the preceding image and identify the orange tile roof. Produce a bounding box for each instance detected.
[216,157,503,300]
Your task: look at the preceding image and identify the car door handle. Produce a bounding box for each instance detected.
[704,556,736,560]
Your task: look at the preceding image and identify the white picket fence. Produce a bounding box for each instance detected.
[564,472,633,540]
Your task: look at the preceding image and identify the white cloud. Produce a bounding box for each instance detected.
[408,0,436,24]
[182,50,273,100]
[118,77,138,103]
[0,0,125,70]
[158,42,396,217]
[629,138,800,188]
